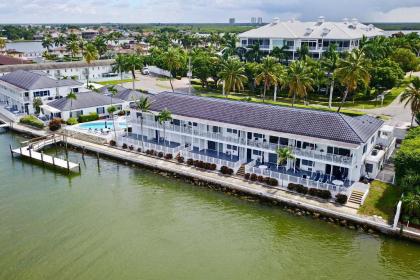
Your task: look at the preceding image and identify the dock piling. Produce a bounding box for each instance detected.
[9,144,13,157]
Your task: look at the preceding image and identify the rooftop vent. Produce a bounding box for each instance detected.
[304,27,314,35]
[321,28,331,36]
[351,18,358,25]
[343,17,349,24]
[316,16,325,25]
[271,17,280,25]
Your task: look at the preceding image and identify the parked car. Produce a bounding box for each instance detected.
[141,67,150,75]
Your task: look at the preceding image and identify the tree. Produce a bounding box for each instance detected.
[297,45,309,61]
[276,147,294,169]
[83,43,99,86]
[107,105,117,140]
[245,43,261,62]
[322,44,339,108]
[335,49,370,112]
[284,60,314,106]
[107,85,118,107]
[362,36,392,60]
[255,56,280,102]
[32,98,43,115]
[218,57,247,95]
[0,37,6,50]
[54,35,66,47]
[271,46,289,64]
[192,50,212,88]
[112,54,128,84]
[42,34,53,52]
[162,47,184,92]
[67,40,80,59]
[135,96,152,148]
[370,58,404,90]
[125,54,143,90]
[273,65,287,102]
[391,48,419,72]
[400,77,420,127]
[66,92,77,119]
[92,36,108,58]
[402,193,420,222]
[157,108,172,145]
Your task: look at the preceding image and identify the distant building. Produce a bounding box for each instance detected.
[229,18,235,24]
[81,29,99,40]
[0,54,32,66]
[251,17,256,24]
[238,16,384,60]
[257,17,263,24]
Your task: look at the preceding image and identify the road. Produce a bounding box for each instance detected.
[121,73,192,94]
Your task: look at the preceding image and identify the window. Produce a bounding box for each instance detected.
[371,136,375,144]
[363,144,367,154]
[253,133,263,139]
[33,90,50,97]
[301,159,313,166]
[365,163,373,173]
[173,119,180,126]
[253,150,261,156]
[72,87,79,93]
[96,107,105,114]
[227,144,232,149]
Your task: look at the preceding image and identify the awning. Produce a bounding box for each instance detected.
[40,104,61,114]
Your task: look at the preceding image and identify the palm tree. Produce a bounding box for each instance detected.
[0,37,6,51]
[218,57,247,96]
[157,109,172,146]
[66,91,77,119]
[297,45,309,61]
[163,47,184,92]
[400,77,420,127]
[402,193,420,225]
[273,65,287,102]
[255,56,279,102]
[107,85,118,106]
[322,44,339,108]
[83,43,99,87]
[32,98,43,115]
[135,96,152,149]
[67,40,80,60]
[284,60,314,106]
[271,46,289,64]
[54,35,66,47]
[125,54,143,90]
[276,147,294,169]
[42,34,53,52]
[335,49,370,112]
[107,105,117,140]
[112,54,127,84]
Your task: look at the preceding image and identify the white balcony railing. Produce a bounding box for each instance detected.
[117,136,184,155]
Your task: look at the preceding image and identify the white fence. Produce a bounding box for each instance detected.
[247,166,349,196]
[181,150,242,171]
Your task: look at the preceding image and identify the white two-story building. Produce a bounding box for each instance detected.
[0,70,83,119]
[120,92,395,197]
[238,17,384,60]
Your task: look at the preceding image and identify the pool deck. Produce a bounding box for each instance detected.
[5,120,420,243]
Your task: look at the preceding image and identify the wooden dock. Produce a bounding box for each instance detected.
[10,134,81,173]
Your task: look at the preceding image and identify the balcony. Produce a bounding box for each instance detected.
[118,133,184,155]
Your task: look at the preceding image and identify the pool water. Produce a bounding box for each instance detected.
[78,120,127,130]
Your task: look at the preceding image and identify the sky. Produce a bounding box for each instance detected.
[0,0,419,24]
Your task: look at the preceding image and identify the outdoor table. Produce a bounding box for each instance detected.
[332,180,344,186]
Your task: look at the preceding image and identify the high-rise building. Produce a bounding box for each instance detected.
[251,17,256,24]
[257,17,263,24]
[229,18,235,24]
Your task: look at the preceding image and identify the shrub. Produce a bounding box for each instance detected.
[66,117,78,125]
[177,156,184,163]
[210,163,217,170]
[318,190,332,199]
[77,112,99,123]
[129,145,134,151]
[20,115,44,128]
[335,194,348,204]
[250,173,257,181]
[137,147,142,153]
[122,143,128,149]
[244,173,250,179]
[164,153,173,160]
[287,183,297,191]
[158,152,164,158]
[187,158,194,165]
[268,178,278,186]
[48,118,62,131]
[220,166,233,175]
[288,183,307,194]
[257,175,264,183]
[109,140,116,146]
[264,177,271,184]
[308,188,319,196]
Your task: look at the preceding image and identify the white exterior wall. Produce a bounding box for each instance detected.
[128,109,380,182]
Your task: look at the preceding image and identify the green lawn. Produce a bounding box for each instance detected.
[358,181,402,222]
[97,79,133,86]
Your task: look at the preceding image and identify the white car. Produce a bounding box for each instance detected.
[141,67,150,75]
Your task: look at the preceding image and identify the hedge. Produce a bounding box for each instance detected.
[77,112,99,123]
[19,115,44,128]
[66,117,78,125]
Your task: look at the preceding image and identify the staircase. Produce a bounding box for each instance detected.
[236,164,246,177]
[348,190,365,205]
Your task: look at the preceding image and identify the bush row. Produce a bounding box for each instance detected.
[244,173,278,186]
[77,112,99,123]
[287,183,333,200]
[186,159,217,170]
[220,166,234,175]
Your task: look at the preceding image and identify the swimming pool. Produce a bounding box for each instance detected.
[78,120,127,130]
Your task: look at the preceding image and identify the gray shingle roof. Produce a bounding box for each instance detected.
[99,85,144,101]
[0,59,114,73]
[148,92,383,144]
[47,91,125,111]
[0,70,82,90]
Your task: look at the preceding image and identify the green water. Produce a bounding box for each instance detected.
[0,132,419,280]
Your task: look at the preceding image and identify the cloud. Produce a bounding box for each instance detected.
[0,0,419,23]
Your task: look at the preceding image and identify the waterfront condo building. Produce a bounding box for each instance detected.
[122,92,396,197]
[0,70,83,119]
[238,16,383,60]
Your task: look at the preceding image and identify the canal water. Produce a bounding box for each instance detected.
[0,132,419,280]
